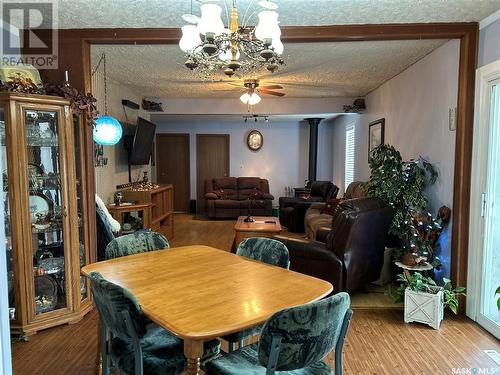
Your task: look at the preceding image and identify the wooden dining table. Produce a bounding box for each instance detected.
[81,245,333,375]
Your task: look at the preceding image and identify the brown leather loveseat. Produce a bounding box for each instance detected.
[275,197,393,293]
[205,177,274,219]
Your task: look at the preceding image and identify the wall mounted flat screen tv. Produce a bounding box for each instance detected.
[130,117,156,165]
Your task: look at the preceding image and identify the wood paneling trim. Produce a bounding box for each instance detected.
[451,26,479,311]
[53,23,478,44]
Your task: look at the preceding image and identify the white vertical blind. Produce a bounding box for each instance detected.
[345,124,355,189]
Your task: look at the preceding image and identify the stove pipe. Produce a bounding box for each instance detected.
[304,118,324,183]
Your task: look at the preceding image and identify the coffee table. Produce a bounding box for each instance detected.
[233,216,282,250]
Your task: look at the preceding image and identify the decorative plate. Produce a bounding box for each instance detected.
[247,130,263,151]
[29,192,53,223]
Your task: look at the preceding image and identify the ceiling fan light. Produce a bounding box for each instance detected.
[255,10,281,42]
[248,92,262,105]
[198,3,225,36]
[240,92,250,104]
[179,25,202,53]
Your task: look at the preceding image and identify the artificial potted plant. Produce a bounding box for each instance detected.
[362,144,444,266]
[388,271,466,329]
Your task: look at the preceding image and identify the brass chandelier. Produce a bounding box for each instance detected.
[179,0,285,79]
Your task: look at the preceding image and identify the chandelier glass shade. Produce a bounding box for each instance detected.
[179,1,285,79]
[179,25,203,53]
[198,4,225,35]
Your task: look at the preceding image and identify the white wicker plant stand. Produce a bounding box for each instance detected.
[404,287,444,330]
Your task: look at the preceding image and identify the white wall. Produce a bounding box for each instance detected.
[155,118,336,204]
[331,39,460,212]
[94,77,152,203]
[479,17,500,68]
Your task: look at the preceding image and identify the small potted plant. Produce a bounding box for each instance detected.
[387,270,466,329]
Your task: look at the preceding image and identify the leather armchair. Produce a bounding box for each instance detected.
[275,197,393,293]
[279,181,339,233]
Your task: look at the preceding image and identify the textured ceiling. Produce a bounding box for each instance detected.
[91,39,448,98]
[58,0,500,28]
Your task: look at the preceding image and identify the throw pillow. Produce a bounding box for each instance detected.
[320,198,344,215]
[214,189,226,199]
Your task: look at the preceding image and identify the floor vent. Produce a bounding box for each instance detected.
[484,350,500,367]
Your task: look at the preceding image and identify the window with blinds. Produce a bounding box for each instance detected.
[345,125,355,189]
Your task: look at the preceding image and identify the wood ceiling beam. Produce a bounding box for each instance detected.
[53,22,478,44]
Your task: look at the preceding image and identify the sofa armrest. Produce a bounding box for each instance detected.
[261,193,274,200]
[315,226,332,243]
[309,202,326,211]
[205,192,218,200]
[273,235,343,292]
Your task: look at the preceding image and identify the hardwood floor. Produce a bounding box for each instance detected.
[12,308,499,374]
[10,214,500,374]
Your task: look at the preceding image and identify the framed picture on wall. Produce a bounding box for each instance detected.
[368,118,385,156]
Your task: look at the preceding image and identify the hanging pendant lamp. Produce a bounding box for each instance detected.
[93,52,122,146]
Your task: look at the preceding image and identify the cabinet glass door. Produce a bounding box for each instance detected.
[73,115,88,301]
[23,108,68,316]
[0,107,15,320]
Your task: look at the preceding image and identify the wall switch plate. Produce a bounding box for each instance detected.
[449,107,457,131]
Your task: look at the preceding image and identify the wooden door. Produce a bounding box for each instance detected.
[156,134,190,212]
[196,134,230,213]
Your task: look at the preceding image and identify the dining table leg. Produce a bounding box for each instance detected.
[184,339,204,375]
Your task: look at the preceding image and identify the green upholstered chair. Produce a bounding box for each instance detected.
[89,272,220,375]
[104,231,169,260]
[236,237,290,269]
[205,292,352,375]
[223,237,290,352]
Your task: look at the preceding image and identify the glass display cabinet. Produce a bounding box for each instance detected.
[0,93,93,336]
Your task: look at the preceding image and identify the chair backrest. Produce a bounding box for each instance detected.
[309,181,334,200]
[96,204,115,261]
[344,181,365,199]
[258,292,351,372]
[236,237,290,269]
[328,197,393,292]
[89,272,146,340]
[105,231,169,260]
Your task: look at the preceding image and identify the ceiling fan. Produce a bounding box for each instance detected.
[239,79,285,105]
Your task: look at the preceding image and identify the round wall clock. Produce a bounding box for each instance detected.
[247,130,263,151]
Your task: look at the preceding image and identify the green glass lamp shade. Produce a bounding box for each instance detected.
[93,115,123,145]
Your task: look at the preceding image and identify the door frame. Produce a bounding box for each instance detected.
[155,133,191,213]
[466,58,500,339]
[196,134,230,213]
[32,22,478,310]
